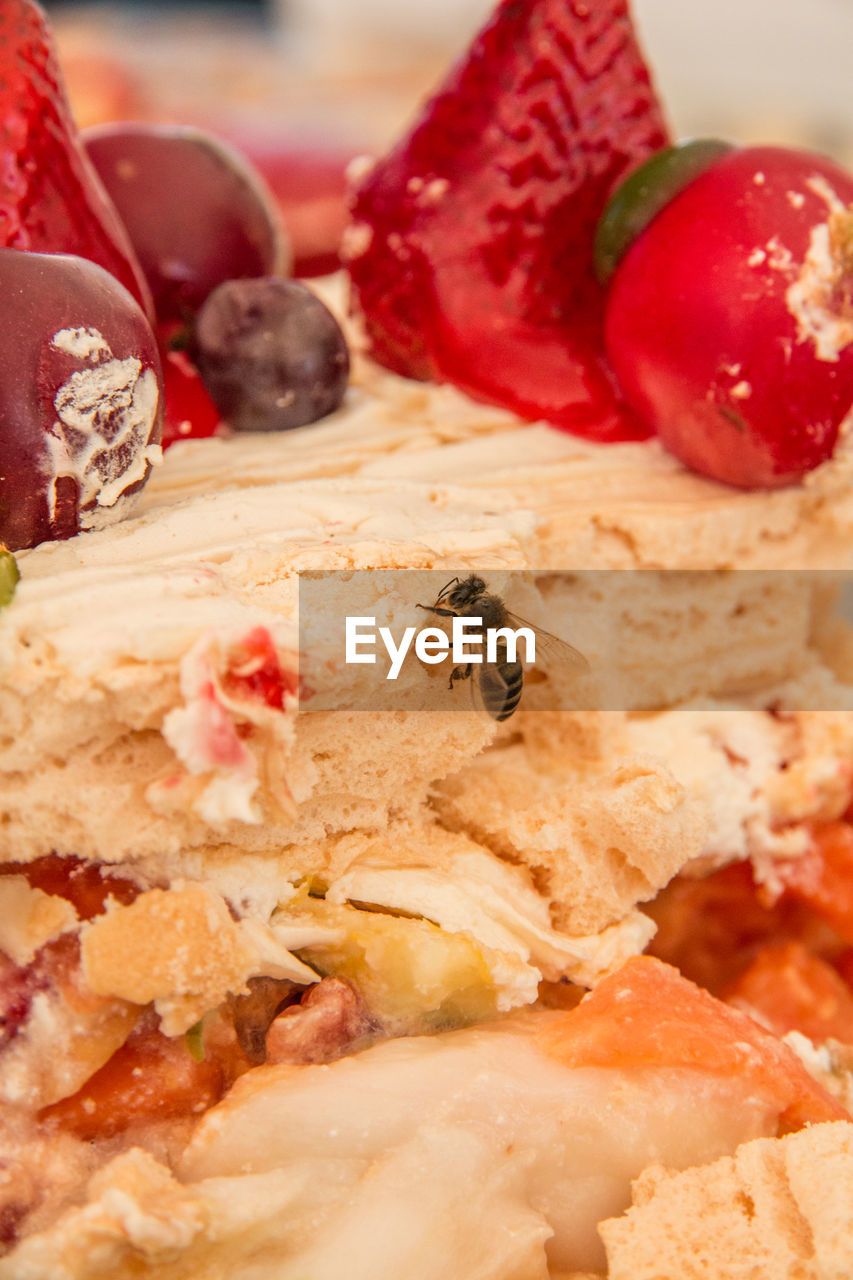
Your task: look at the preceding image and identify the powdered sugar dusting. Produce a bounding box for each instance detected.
[786,178,853,361]
[46,327,161,524]
[52,327,112,361]
[765,237,795,273]
[805,174,847,216]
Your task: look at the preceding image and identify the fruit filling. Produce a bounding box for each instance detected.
[648,822,853,1050]
[3,794,853,1258]
[0,849,849,1261]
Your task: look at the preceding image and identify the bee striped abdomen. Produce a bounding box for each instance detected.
[480,657,524,722]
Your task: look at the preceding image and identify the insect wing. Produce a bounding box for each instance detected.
[502,611,589,676]
[446,663,487,715]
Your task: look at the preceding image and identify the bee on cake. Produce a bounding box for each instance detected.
[417,574,589,721]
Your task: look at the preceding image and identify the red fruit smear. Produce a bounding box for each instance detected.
[0,933,80,1055]
[0,1193,28,1248]
[0,2,153,319]
[725,941,853,1045]
[539,955,847,1130]
[346,0,669,441]
[0,951,45,1052]
[0,859,139,1052]
[0,853,139,920]
[160,337,222,448]
[223,626,297,710]
[39,1011,226,1140]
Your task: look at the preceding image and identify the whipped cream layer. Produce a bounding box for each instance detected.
[0,474,532,865]
[11,477,534,675]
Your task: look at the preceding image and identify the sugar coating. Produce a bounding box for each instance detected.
[46,326,161,525]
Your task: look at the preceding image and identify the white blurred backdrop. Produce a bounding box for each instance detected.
[286,0,853,157]
[49,0,853,166]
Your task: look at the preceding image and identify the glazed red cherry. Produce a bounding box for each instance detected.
[603,143,853,488]
[0,248,163,551]
[82,123,289,325]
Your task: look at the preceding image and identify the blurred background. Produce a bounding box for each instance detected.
[44,0,853,277]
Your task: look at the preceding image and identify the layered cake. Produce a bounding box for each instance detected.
[2,1,853,1278]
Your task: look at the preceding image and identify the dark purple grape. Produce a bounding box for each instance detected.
[191,278,350,432]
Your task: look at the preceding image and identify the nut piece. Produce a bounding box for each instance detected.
[265,977,374,1065]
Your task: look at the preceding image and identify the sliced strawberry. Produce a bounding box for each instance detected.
[0,1,152,319]
[346,0,669,441]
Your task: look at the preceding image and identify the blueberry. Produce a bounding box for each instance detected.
[192,278,350,433]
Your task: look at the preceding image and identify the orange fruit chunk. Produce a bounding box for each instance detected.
[726,941,853,1046]
[781,822,853,947]
[39,1013,225,1140]
[537,956,847,1131]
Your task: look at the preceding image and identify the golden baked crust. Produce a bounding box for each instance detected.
[434,704,853,934]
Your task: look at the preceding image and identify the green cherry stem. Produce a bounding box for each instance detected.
[594,138,735,285]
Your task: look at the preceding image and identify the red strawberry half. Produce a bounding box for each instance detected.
[346,0,670,442]
[0,1,152,319]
